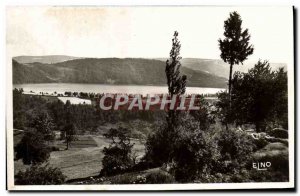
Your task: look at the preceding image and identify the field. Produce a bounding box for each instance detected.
[14,134,145,180]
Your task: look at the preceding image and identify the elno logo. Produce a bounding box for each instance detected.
[252,162,271,171]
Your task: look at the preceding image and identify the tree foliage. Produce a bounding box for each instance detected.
[165,31,187,96]
[62,123,77,150]
[145,31,189,166]
[189,95,215,130]
[15,129,51,165]
[218,11,254,96]
[30,112,55,142]
[100,127,134,176]
[170,125,220,182]
[214,128,255,170]
[216,60,288,131]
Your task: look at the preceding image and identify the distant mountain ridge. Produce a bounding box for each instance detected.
[13,55,82,64]
[156,58,287,78]
[12,57,227,88]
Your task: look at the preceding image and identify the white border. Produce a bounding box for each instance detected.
[4,4,295,191]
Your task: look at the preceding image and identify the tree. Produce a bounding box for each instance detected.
[189,95,215,131]
[164,31,187,148]
[216,60,288,132]
[218,11,254,99]
[13,88,25,129]
[30,112,55,143]
[64,100,73,124]
[145,31,188,166]
[62,123,77,150]
[215,91,234,127]
[230,60,287,131]
[100,127,134,176]
[165,31,187,97]
[62,100,78,150]
[15,129,51,165]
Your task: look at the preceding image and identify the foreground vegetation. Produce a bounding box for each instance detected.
[13,11,289,185]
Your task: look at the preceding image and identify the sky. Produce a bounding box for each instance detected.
[6,6,293,64]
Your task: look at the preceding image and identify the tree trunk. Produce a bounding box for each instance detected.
[228,63,233,98]
[228,63,233,108]
[66,140,69,150]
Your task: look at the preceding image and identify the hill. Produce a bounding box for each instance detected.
[13,55,82,64]
[156,58,287,78]
[12,58,227,88]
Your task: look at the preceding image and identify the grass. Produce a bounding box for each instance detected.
[54,135,98,149]
[14,134,145,180]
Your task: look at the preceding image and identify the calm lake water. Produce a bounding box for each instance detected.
[13,83,225,96]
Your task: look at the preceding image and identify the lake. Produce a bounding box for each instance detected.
[13,83,226,96]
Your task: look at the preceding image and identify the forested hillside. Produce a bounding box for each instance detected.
[13,58,227,88]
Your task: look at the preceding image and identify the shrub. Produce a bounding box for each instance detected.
[144,124,175,167]
[15,165,66,185]
[171,128,221,182]
[100,127,134,176]
[216,129,255,161]
[144,114,203,168]
[213,128,255,173]
[145,170,175,184]
[101,145,134,176]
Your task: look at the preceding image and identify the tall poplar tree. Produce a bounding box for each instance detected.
[165,31,187,127]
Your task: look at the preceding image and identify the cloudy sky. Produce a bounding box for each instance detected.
[7,6,293,64]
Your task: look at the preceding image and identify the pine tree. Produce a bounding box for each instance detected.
[218,11,254,99]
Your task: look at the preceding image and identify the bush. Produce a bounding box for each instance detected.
[144,125,175,167]
[15,165,66,185]
[171,129,220,182]
[100,127,134,176]
[213,128,255,173]
[144,114,203,168]
[145,170,175,184]
[101,145,134,176]
[216,129,255,161]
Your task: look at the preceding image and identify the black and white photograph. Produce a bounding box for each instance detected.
[6,6,294,190]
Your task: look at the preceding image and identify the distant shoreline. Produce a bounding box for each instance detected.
[13,83,226,89]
